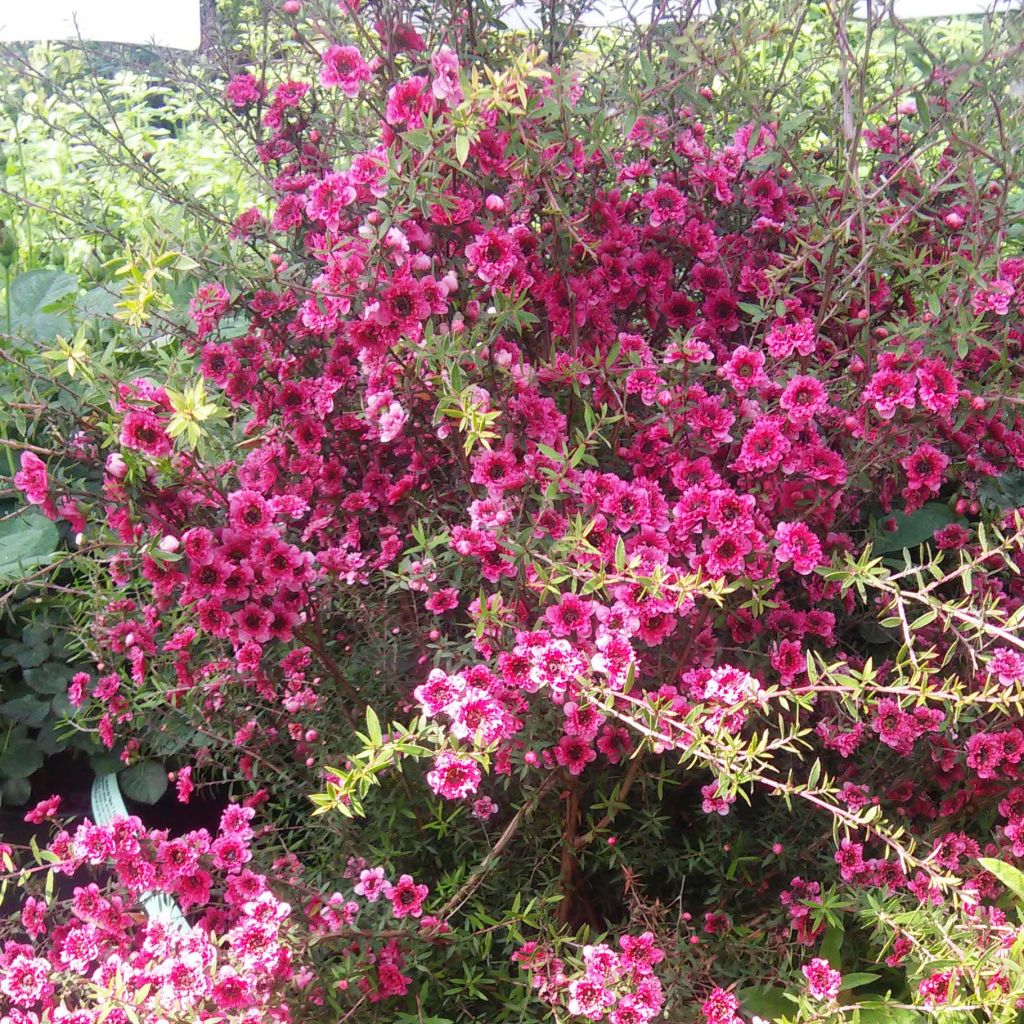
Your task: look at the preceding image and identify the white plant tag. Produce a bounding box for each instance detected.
[90,773,191,932]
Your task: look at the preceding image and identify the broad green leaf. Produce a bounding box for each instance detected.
[820,923,844,967]
[23,663,75,696]
[8,269,77,341]
[839,972,880,991]
[0,736,44,779]
[738,985,794,1021]
[119,760,168,805]
[0,513,59,580]
[0,695,51,728]
[979,856,1024,902]
[4,642,49,668]
[0,777,32,806]
[857,1002,924,1024]
[871,503,961,554]
[979,469,1024,511]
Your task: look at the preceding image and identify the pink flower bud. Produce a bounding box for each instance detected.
[106,453,128,480]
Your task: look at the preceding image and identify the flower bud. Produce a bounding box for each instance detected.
[106,453,128,480]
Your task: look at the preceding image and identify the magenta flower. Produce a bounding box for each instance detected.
[426,751,482,800]
[13,451,55,518]
[802,957,842,1000]
[386,874,429,918]
[319,45,372,97]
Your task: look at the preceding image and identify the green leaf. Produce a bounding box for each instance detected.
[0,513,59,580]
[979,469,1024,511]
[6,642,49,669]
[401,130,432,151]
[77,286,120,318]
[119,760,168,804]
[8,269,77,341]
[738,985,794,1021]
[0,777,32,806]
[980,856,1024,902]
[819,923,844,968]
[23,663,74,696]
[870,503,961,554]
[0,696,51,728]
[366,706,383,747]
[839,972,880,991]
[0,736,44,779]
[857,1002,924,1024]
[35,721,68,756]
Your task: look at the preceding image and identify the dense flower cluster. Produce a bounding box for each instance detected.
[514,932,665,1023]
[0,804,303,1022]
[11,5,1024,1020]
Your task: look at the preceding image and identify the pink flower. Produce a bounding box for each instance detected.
[779,374,828,424]
[901,443,949,495]
[736,416,790,472]
[120,409,172,457]
[774,521,824,575]
[918,970,956,1007]
[618,932,664,975]
[471,796,498,820]
[544,594,594,639]
[305,172,357,232]
[566,977,617,1019]
[802,957,841,1000]
[354,866,387,901]
[320,45,372,96]
[466,228,521,287]
[718,345,770,395]
[24,795,61,824]
[554,735,597,776]
[426,751,482,799]
[224,73,264,107]
[386,874,429,918]
[971,277,1014,316]
[13,451,52,516]
[765,318,817,359]
[0,952,52,1007]
[863,368,916,420]
[701,987,744,1024]
[642,183,687,227]
[377,400,408,442]
[430,47,463,104]
[20,896,47,940]
[989,647,1024,687]
[425,588,460,614]
[189,282,231,337]
[415,668,465,717]
[228,489,272,534]
[176,765,194,803]
[916,358,959,417]
[701,782,735,816]
[385,76,430,127]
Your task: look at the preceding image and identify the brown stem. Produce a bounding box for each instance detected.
[439,772,558,920]
[574,754,643,849]
[556,779,579,927]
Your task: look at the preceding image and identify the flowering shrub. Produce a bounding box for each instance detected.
[5,0,1024,1021]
